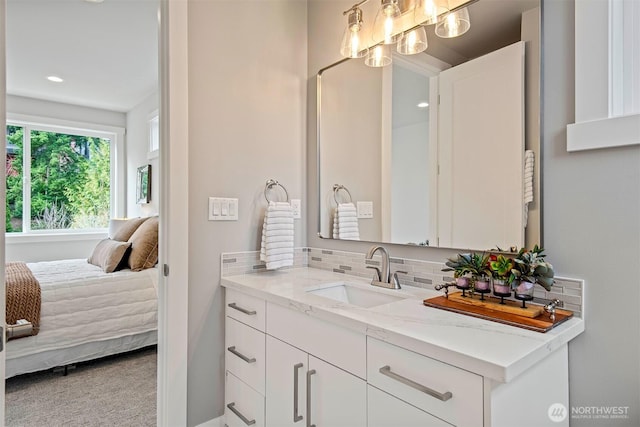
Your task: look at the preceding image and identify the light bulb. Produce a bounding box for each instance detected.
[372,0,402,45]
[414,0,449,26]
[397,26,428,55]
[365,44,392,67]
[340,7,366,58]
[435,7,471,38]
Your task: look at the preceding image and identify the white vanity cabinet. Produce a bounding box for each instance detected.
[224,289,267,427]
[266,335,367,427]
[224,284,573,427]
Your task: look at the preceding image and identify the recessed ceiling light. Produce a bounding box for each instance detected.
[84,0,105,3]
[47,76,64,83]
[417,102,429,108]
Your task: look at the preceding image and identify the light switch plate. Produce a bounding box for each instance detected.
[291,199,301,219]
[357,201,373,219]
[209,197,238,221]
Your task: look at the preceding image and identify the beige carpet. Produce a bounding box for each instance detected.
[5,346,157,427]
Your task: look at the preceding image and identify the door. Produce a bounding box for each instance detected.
[266,335,308,427]
[308,355,367,427]
[437,41,525,250]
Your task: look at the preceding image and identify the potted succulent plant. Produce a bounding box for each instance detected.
[468,252,491,299]
[489,254,516,304]
[511,245,555,306]
[442,253,474,296]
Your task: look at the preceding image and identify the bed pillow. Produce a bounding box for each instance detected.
[127,216,159,271]
[109,217,150,242]
[88,238,133,273]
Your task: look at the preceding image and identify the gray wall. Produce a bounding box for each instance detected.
[542,1,640,425]
[308,0,640,425]
[186,1,307,425]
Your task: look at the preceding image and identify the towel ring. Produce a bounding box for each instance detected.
[333,184,353,204]
[264,179,289,203]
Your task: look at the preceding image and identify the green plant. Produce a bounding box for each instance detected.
[489,255,516,284]
[468,252,491,279]
[512,245,555,291]
[442,253,474,278]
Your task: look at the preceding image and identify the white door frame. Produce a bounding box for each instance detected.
[0,0,7,420]
[157,0,189,425]
[0,0,189,424]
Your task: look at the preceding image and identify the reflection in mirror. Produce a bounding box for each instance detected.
[317,0,541,252]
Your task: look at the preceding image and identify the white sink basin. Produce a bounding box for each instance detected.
[307,282,405,308]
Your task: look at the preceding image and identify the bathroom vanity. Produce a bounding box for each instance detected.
[222,267,583,427]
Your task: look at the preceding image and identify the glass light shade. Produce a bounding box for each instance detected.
[372,0,402,45]
[435,7,471,38]
[414,0,449,26]
[365,44,392,67]
[340,8,366,58]
[397,27,428,55]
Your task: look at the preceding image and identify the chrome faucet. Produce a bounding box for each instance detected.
[365,245,403,289]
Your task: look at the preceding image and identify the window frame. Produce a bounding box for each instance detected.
[6,113,125,234]
[567,0,640,152]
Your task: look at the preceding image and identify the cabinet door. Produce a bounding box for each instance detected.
[266,335,308,427]
[308,355,367,427]
[368,385,452,427]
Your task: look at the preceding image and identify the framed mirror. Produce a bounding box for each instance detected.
[317,0,541,252]
[137,164,151,204]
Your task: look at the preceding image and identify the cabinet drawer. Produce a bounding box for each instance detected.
[226,288,266,332]
[367,338,483,427]
[225,317,266,394]
[225,371,265,427]
[368,385,452,427]
[267,302,366,379]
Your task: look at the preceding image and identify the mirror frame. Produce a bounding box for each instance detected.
[315,0,543,253]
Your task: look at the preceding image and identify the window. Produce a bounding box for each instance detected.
[148,111,159,159]
[568,0,640,151]
[5,117,123,233]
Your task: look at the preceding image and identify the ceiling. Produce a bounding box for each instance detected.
[6,0,159,113]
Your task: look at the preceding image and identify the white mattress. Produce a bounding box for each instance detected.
[6,259,159,373]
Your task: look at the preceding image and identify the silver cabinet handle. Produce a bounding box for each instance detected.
[293,363,304,422]
[379,365,453,402]
[227,402,256,426]
[306,369,316,427]
[227,346,256,364]
[228,302,257,315]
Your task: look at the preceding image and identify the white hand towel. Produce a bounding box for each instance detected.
[260,201,294,269]
[523,150,535,225]
[336,202,360,240]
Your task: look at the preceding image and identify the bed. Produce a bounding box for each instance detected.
[5,216,159,378]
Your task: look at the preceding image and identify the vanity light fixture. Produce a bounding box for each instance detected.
[340,6,366,58]
[435,7,471,38]
[365,44,393,67]
[414,0,449,26]
[372,0,403,45]
[340,0,471,66]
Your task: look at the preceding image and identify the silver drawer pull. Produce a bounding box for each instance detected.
[293,363,304,422]
[379,365,453,402]
[228,302,257,316]
[306,369,316,427]
[227,346,256,364]
[227,402,256,426]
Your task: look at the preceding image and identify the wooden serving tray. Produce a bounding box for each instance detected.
[424,292,573,333]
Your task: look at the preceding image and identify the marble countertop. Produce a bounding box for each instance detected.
[222,267,584,383]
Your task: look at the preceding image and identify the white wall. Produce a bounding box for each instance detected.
[126,92,159,217]
[309,1,640,425]
[186,1,307,425]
